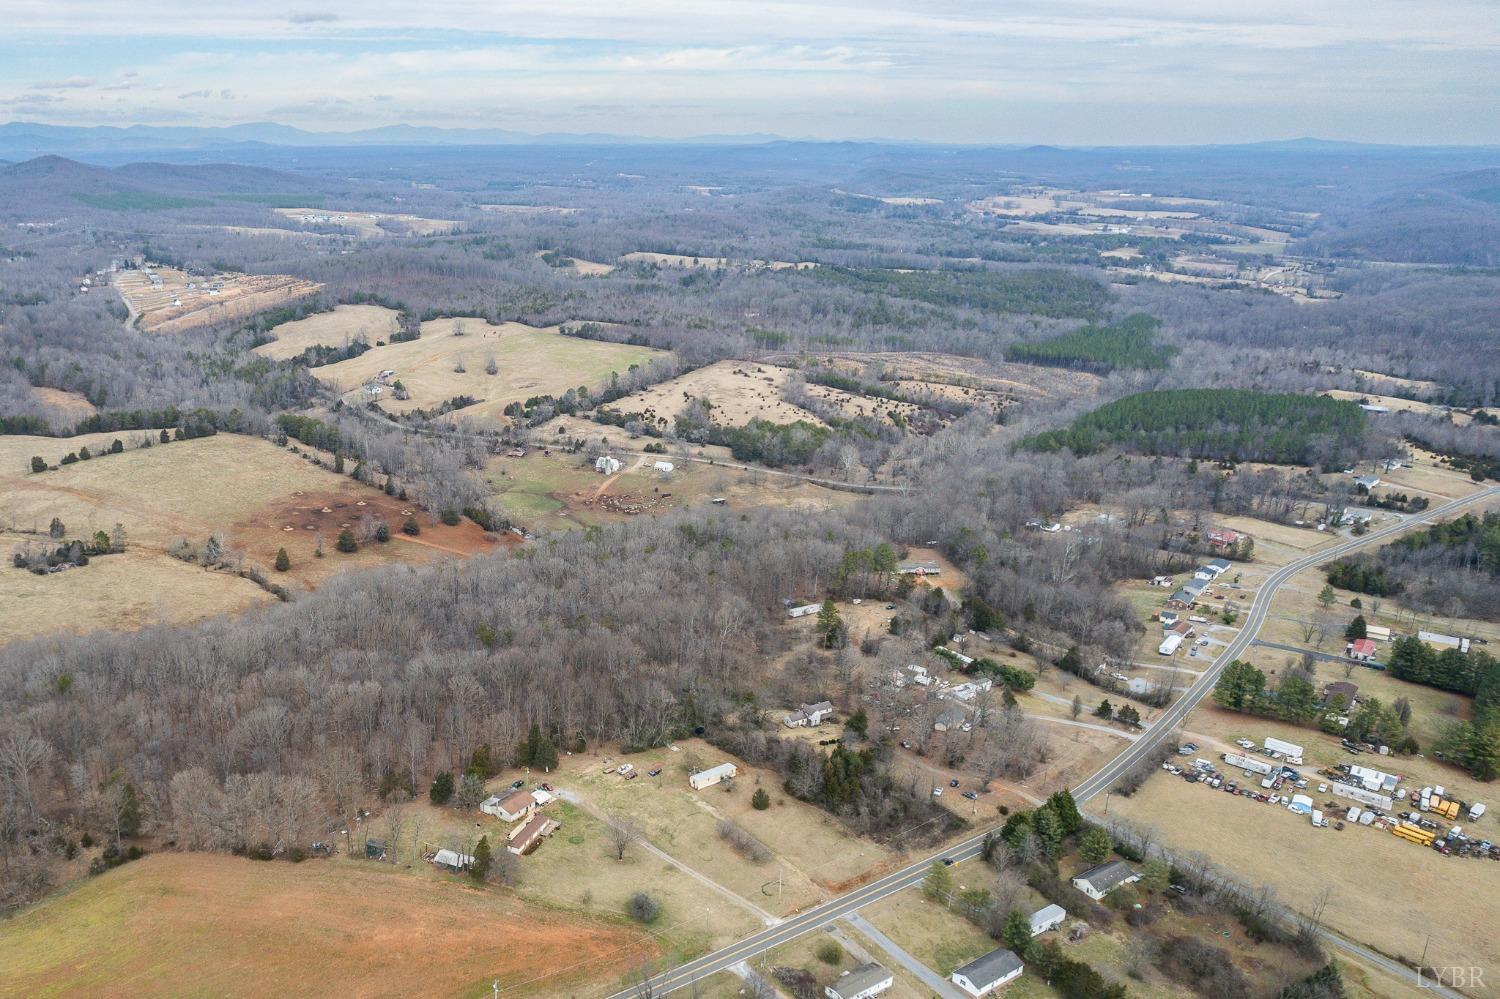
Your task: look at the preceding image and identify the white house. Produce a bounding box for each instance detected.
[949,948,1023,997]
[480,789,536,823]
[1029,904,1067,936]
[1158,633,1184,656]
[689,763,737,790]
[653,460,675,473]
[824,963,894,999]
[785,700,835,727]
[1071,860,1140,900]
[595,455,622,475]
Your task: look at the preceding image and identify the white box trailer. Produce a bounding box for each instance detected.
[1263,737,1304,763]
[1349,765,1399,794]
[1331,782,1393,810]
[1222,753,1274,776]
[1470,802,1487,821]
[787,604,822,619]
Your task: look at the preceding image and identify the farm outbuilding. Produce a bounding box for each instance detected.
[594,455,622,475]
[431,849,474,871]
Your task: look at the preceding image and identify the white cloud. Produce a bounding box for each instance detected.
[1,1,1496,142]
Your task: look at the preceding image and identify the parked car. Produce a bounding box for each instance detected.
[941,857,955,866]
[962,791,978,800]
[932,787,943,797]
[949,779,960,787]
[625,771,638,780]
[647,767,662,778]
[1169,884,1187,895]
[540,782,554,792]
[511,779,526,789]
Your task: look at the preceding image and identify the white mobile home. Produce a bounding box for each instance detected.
[689,763,737,790]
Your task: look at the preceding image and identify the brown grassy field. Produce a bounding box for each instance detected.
[113,267,322,335]
[1108,766,1500,979]
[536,250,616,276]
[559,738,901,911]
[312,317,664,424]
[273,207,459,237]
[253,304,402,360]
[0,852,651,998]
[0,432,499,644]
[28,387,97,428]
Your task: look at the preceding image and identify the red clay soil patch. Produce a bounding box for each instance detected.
[0,852,654,997]
[235,489,511,576]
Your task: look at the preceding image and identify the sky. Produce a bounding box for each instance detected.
[2,0,1498,144]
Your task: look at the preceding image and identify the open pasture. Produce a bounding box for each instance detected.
[253,304,402,360]
[312,317,665,424]
[0,852,650,999]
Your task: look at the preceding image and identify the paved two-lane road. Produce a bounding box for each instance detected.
[610,485,1498,999]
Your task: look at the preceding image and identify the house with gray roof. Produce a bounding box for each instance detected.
[1071,859,1140,900]
[950,947,1023,996]
[824,962,894,999]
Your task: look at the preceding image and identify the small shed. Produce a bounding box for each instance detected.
[1029,903,1067,936]
[432,848,475,871]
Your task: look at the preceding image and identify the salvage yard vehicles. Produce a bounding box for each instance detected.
[1262,736,1304,764]
[1223,752,1274,776]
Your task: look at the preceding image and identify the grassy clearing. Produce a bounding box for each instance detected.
[483,450,855,533]
[559,740,899,910]
[1108,768,1500,981]
[253,304,402,360]
[0,852,650,999]
[0,433,491,642]
[313,317,663,423]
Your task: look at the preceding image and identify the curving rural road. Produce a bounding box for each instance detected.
[609,484,1499,999]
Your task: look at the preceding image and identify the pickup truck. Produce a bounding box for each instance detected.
[617,763,635,776]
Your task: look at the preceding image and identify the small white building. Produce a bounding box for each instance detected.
[689,763,737,790]
[1071,860,1139,900]
[431,848,474,871]
[787,603,822,619]
[1029,904,1067,936]
[949,948,1023,997]
[1158,633,1185,656]
[824,963,894,999]
[595,455,622,475]
[652,460,675,473]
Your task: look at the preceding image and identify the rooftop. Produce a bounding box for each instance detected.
[953,947,1023,988]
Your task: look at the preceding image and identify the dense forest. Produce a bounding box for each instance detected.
[1327,511,1500,618]
[1022,389,1369,466]
[1005,314,1175,372]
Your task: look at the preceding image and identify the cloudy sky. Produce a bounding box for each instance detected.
[3,1,1498,143]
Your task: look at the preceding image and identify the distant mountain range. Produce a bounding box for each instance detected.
[0,121,789,159]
